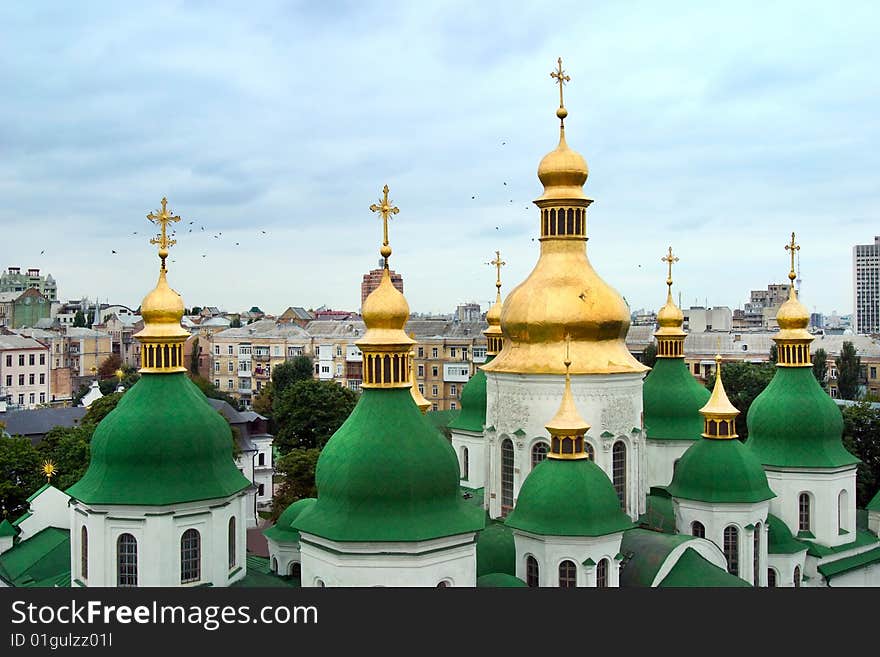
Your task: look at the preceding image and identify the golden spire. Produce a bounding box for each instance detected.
[654,246,686,358]
[483,251,506,357]
[134,197,189,374]
[774,232,812,367]
[545,335,590,459]
[41,460,57,484]
[409,334,431,414]
[550,57,570,127]
[358,185,414,389]
[699,354,739,439]
[369,185,400,267]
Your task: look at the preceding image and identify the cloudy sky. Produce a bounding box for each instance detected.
[1,1,878,317]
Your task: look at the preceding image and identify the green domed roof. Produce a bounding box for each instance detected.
[263,498,316,544]
[505,458,633,537]
[666,437,775,504]
[868,490,880,512]
[448,358,489,433]
[476,521,515,577]
[767,513,807,554]
[746,367,859,468]
[293,388,485,542]
[477,573,527,587]
[66,373,251,505]
[643,358,710,440]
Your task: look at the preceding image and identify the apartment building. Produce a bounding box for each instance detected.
[14,328,73,403]
[854,236,880,335]
[0,267,57,302]
[63,327,113,391]
[0,333,51,410]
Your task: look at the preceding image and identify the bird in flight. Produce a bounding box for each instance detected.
[40,250,44,254]
[111,250,117,254]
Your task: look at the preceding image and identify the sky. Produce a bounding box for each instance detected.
[1,1,878,317]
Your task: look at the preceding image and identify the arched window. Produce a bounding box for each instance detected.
[691,521,705,538]
[228,517,236,569]
[436,581,449,588]
[558,560,577,588]
[767,568,777,587]
[289,562,301,579]
[585,442,595,461]
[315,579,325,587]
[271,557,278,573]
[723,526,739,576]
[838,489,848,531]
[596,558,609,588]
[526,556,539,587]
[531,442,548,468]
[180,528,201,584]
[462,447,469,480]
[117,533,138,587]
[793,565,801,587]
[501,439,514,516]
[753,522,761,586]
[81,526,88,579]
[612,442,626,511]
[798,493,811,532]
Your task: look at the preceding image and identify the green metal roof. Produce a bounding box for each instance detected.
[803,529,879,558]
[766,514,807,555]
[667,437,775,504]
[643,357,710,441]
[506,459,633,537]
[746,367,859,468]
[0,527,70,588]
[476,521,515,577]
[448,356,491,433]
[867,490,880,512]
[658,547,750,587]
[230,554,300,588]
[0,519,19,537]
[294,388,485,542]
[619,529,695,587]
[477,573,527,587]
[637,491,676,534]
[817,546,880,581]
[263,498,316,544]
[66,373,251,505]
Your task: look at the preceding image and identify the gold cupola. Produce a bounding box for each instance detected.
[358,185,415,388]
[546,337,590,459]
[773,232,812,367]
[483,251,506,357]
[134,197,189,373]
[700,354,739,439]
[483,58,646,376]
[654,246,686,358]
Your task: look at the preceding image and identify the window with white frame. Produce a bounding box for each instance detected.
[180,529,201,584]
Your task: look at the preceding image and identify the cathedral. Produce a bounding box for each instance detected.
[2,59,879,588]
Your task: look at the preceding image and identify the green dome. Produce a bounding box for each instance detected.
[505,458,633,536]
[767,513,806,554]
[448,363,488,433]
[643,357,710,440]
[666,437,775,504]
[293,388,485,542]
[66,373,251,505]
[476,521,515,577]
[477,573,527,587]
[263,498,316,544]
[746,367,858,468]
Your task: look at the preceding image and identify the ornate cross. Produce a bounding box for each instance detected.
[147,197,181,267]
[551,57,570,110]
[369,185,399,263]
[41,460,57,484]
[489,250,506,291]
[661,246,679,289]
[785,231,799,282]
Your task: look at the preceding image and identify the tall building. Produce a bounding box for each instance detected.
[361,259,403,309]
[0,267,57,302]
[853,236,880,334]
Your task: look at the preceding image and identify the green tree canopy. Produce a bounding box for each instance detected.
[252,381,274,417]
[97,353,122,379]
[0,436,43,519]
[642,342,657,369]
[36,426,92,491]
[72,310,87,328]
[273,379,357,453]
[837,341,862,400]
[82,391,124,425]
[769,343,778,364]
[189,374,242,410]
[841,401,880,507]
[812,348,828,389]
[272,356,315,396]
[271,447,320,521]
[705,361,775,439]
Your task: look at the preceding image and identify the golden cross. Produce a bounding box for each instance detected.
[661,246,679,288]
[785,231,799,283]
[369,185,399,263]
[147,197,181,267]
[489,250,506,291]
[41,460,57,484]
[550,57,570,110]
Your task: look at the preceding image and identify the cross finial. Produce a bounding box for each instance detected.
[369,184,400,267]
[147,197,182,270]
[550,57,570,127]
[661,246,679,290]
[41,460,57,484]
[785,231,800,284]
[489,250,506,292]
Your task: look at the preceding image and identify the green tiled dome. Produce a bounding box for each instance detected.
[643,358,710,440]
[263,498,316,544]
[448,355,491,433]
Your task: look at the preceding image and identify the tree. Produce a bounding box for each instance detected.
[705,361,775,439]
[229,315,242,328]
[271,448,320,520]
[841,402,880,507]
[82,392,124,425]
[36,426,92,491]
[642,342,657,368]
[73,310,87,328]
[252,381,274,417]
[189,374,242,410]
[273,379,357,453]
[191,306,202,315]
[837,341,862,400]
[272,356,314,396]
[812,348,828,389]
[97,353,123,379]
[189,340,201,376]
[0,436,42,519]
[769,343,778,365]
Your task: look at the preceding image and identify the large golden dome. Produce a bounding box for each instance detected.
[136,266,189,340]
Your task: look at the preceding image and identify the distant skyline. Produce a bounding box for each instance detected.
[1,2,878,317]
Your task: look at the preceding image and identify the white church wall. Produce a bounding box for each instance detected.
[513,531,623,587]
[16,485,70,541]
[645,440,693,490]
[767,551,806,588]
[451,430,486,489]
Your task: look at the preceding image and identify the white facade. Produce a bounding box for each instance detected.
[484,371,645,520]
[513,530,623,587]
[645,440,693,490]
[0,335,51,409]
[298,532,477,587]
[673,498,770,585]
[14,485,71,541]
[68,492,249,587]
[265,536,302,578]
[767,550,807,588]
[765,466,857,548]
[451,429,486,489]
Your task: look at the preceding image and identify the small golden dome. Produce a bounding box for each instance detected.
[656,291,684,329]
[485,291,503,329]
[536,130,589,202]
[545,368,590,436]
[776,290,809,331]
[136,268,189,340]
[701,356,739,420]
[362,268,409,332]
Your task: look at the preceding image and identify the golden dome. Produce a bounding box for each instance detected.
[135,266,189,342]
[359,267,413,348]
[485,290,503,329]
[536,129,589,202]
[545,365,590,436]
[700,355,739,439]
[656,291,685,333]
[776,290,809,332]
